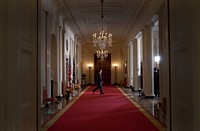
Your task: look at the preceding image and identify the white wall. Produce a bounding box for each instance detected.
[40,0,78,106]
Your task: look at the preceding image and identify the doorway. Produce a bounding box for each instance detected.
[94,54,111,85]
[50,34,58,98]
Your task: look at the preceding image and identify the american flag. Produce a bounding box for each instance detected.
[68,55,72,88]
[73,57,76,84]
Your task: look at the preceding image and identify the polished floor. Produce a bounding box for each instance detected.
[122,87,167,126]
[41,86,167,128]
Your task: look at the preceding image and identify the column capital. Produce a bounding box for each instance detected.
[132,38,138,43]
[128,41,134,46]
[143,22,154,30]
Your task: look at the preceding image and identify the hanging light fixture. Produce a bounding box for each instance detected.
[92,0,112,50]
[96,50,108,60]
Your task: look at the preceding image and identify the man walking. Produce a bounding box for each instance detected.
[92,69,104,94]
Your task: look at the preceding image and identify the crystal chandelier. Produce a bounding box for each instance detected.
[96,50,108,60]
[92,0,112,50]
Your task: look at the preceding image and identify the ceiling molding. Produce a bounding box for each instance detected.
[52,0,165,46]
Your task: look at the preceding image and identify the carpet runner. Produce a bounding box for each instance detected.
[42,85,166,131]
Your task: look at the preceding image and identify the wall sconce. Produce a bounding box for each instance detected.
[124,61,127,74]
[154,56,160,69]
[87,64,93,68]
[113,64,118,67]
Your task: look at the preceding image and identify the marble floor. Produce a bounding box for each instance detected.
[41,86,167,127]
[121,87,167,126]
[41,89,82,125]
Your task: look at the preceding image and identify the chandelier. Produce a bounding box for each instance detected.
[97,50,108,60]
[92,0,112,50]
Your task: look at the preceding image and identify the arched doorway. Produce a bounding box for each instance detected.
[50,34,58,97]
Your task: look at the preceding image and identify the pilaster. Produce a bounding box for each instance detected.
[157,2,169,101]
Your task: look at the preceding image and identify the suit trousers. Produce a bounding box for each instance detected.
[93,85,103,94]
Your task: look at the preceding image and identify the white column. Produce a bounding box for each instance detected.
[58,26,62,96]
[135,32,143,90]
[142,24,154,97]
[129,41,134,86]
[127,45,130,86]
[133,39,138,90]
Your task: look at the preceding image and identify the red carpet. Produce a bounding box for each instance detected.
[44,85,166,131]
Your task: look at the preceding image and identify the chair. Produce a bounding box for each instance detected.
[43,86,56,114]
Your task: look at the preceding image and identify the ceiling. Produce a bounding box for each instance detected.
[55,0,143,44]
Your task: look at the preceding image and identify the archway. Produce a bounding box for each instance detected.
[51,34,58,97]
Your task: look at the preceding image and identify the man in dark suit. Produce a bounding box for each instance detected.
[92,69,104,94]
[154,68,159,97]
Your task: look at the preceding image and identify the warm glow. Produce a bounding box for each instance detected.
[87,64,93,68]
[92,0,112,50]
[96,50,108,60]
[113,64,118,67]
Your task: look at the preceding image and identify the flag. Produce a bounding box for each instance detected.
[73,57,76,84]
[68,55,72,88]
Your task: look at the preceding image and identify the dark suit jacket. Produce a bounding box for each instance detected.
[97,73,102,86]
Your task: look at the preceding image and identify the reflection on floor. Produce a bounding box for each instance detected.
[41,97,69,125]
[41,88,82,125]
[41,86,167,127]
[122,87,167,126]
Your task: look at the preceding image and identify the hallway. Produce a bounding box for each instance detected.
[42,86,166,131]
[1,0,200,131]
